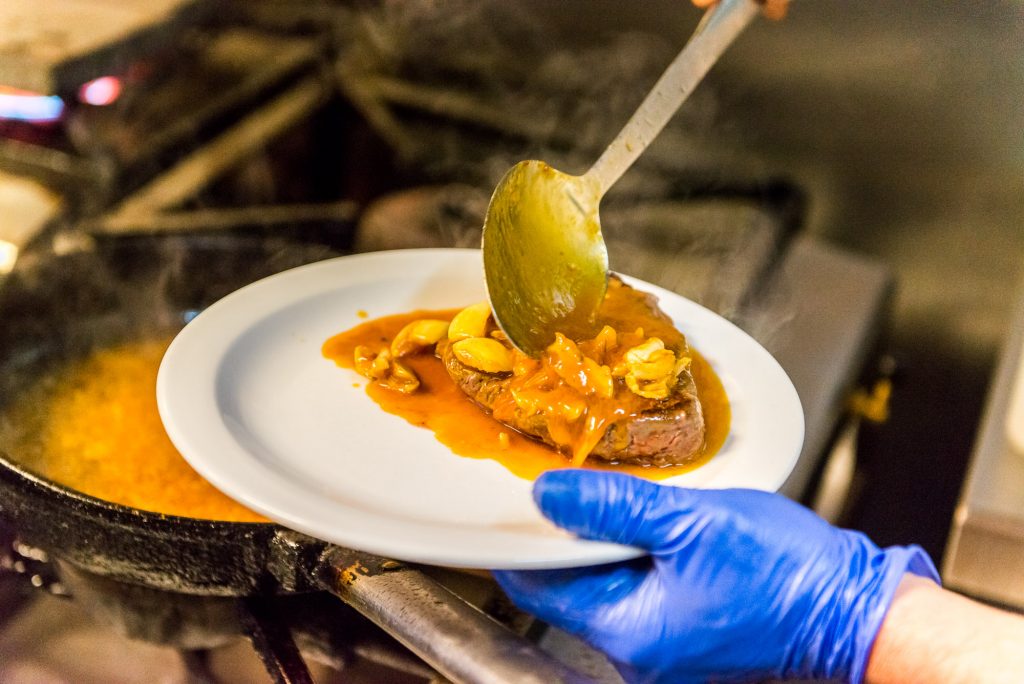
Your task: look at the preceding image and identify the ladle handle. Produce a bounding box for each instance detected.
[584,0,759,196]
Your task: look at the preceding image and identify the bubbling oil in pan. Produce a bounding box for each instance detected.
[0,337,267,523]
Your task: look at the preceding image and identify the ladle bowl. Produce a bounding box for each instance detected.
[483,0,760,355]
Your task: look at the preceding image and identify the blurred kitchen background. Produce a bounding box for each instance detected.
[0,0,1022,681]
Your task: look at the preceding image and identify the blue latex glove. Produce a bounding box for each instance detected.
[494,470,939,684]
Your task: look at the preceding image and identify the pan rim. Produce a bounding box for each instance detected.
[0,448,276,531]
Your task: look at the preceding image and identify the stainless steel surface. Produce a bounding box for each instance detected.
[809,417,860,524]
[317,547,594,684]
[765,238,893,500]
[944,280,1024,610]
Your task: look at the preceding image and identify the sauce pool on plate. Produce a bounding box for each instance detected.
[323,307,730,480]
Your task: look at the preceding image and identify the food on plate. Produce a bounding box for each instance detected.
[0,338,267,523]
[324,277,729,476]
[440,279,705,467]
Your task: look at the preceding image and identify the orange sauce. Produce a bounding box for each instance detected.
[324,295,730,481]
[3,339,268,522]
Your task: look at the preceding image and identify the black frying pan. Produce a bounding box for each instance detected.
[0,235,323,596]
[0,233,590,684]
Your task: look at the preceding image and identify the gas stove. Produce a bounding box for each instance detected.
[0,2,900,682]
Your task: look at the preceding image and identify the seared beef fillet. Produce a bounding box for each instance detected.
[439,340,706,467]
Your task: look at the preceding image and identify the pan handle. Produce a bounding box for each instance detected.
[313,546,596,684]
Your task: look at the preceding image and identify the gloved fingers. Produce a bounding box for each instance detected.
[533,469,699,552]
[493,559,651,636]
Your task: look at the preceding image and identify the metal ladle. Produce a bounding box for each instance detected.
[482,0,760,356]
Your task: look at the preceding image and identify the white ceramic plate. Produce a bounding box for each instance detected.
[158,248,803,569]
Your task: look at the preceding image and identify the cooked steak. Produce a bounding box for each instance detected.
[438,276,708,468]
[440,341,705,466]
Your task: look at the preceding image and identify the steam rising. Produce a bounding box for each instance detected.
[341,0,793,341]
[336,0,725,187]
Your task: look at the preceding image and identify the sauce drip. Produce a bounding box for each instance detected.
[324,290,730,481]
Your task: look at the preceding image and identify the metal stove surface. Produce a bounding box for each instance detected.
[944,281,1024,611]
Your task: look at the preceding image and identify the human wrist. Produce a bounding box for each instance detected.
[790,535,938,683]
[847,543,939,683]
[866,573,1024,684]
[828,538,939,684]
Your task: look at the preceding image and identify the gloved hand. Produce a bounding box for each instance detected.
[493,470,939,684]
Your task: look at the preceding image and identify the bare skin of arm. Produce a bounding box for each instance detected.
[866,574,1024,684]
